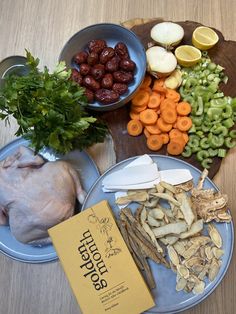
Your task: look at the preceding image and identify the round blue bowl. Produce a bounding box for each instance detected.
[59,23,147,111]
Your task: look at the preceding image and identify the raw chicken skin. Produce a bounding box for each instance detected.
[0,146,86,245]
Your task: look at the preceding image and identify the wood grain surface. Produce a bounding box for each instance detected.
[0,1,235,314]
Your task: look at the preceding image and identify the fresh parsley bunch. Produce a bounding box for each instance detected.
[0,50,107,154]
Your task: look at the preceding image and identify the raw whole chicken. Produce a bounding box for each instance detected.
[0,146,86,245]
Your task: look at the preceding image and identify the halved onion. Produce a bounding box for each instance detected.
[146,46,177,77]
[151,22,184,48]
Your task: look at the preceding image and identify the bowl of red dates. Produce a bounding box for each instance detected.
[59,23,146,111]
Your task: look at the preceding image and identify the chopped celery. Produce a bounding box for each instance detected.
[229,130,236,138]
[208,148,218,157]
[182,146,192,157]
[225,137,236,148]
[196,150,209,162]
[218,149,227,158]
[201,158,213,169]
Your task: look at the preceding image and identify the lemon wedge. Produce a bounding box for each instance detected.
[192,26,219,50]
[174,45,201,67]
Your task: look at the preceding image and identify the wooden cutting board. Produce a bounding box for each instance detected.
[98,18,236,179]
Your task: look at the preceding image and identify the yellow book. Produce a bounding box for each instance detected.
[48,200,155,314]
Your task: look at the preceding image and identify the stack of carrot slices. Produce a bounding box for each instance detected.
[127,75,192,155]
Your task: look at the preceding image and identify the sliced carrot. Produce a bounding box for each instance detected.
[176,116,193,131]
[147,134,163,151]
[129,110,140,120]
[167,140,185,155]
[182,132,189,144]
[160,93,165,103]
[160,133,169,144]
[153,78,165,87]
[169,128,184,140]
[140,75,152,88]
[161,108,177,124]
[166,89,181,102]
[131,104,147,113]
[132,90,150,107]
[147,92,161,109]
[153,83,167,94]
[176,101,192,116]
[160,98,176,112]
[140,86,152,95]
[140,109,158,125]
[157,117,173,132]
[144,128,151,138]
[146,123,162,135]
[127,119,143,136]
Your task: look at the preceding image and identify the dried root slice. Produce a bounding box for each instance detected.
[175,180,194,193]
[193,280,205,295]
[116,191,149,205]
[179,219,203,239]
[176,192,195,226]
[167,245,180,266]
[150,192,180,206]
[147,214,161,227]
[177,264,189,279]
[205,246,214,261]
[176,277,187,291]
[212,247,224,259]
[149,208,165,220]
[153,221,188,238]
[208,224,223,248]
[184,257,205,269]
[208,259,220,281]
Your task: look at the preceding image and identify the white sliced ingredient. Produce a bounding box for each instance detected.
[151,22,184,47]
[102,163,159,186]
[125,154,154,168]
[159,169,192,185]
[146,46,177,75]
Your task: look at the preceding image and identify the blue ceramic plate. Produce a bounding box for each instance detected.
[82,155,234,314]
[0,138,100,263]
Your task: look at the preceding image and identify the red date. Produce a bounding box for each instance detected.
[80,63,91,76]
[95,89,119,104]
[101,73,113,89]
[84,88,94,103]
[112,83,128,95]
[90,64,105,80]
[115,42,129,59]
[74,51,88,64]
[70,69,83,84]
[88,39,107,54]
[105,57,119,72]
[99,47,115,64]
[119,59,136,72]
[113,71,133,83]
[83,75,100,91]
[87,52,99,66]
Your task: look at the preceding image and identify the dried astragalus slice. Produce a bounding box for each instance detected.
[153,221,188,238]
[208,224,223,248]
[177,264,190,279]
[176,277,187,291]
[175,192,195,226]
[179,219,203,239]
[167,245,180,266]
[193,280,205,295]
[208,258,220,281]
[212,247,224,259]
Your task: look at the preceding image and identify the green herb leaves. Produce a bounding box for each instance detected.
[0,51,107,154]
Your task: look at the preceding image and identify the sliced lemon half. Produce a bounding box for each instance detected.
[192,26,219,50]
[175,45,201,67]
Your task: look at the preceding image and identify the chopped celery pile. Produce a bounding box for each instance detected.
[180,53,236,168]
